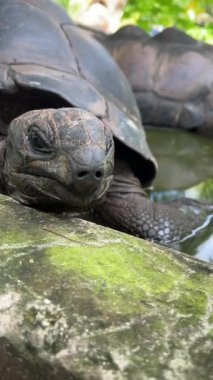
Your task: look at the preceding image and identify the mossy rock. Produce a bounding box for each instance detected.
[0,194,212,380]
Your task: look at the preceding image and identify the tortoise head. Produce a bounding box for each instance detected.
[3,108,114,209]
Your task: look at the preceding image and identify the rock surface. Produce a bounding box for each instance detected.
[0,194,212,380]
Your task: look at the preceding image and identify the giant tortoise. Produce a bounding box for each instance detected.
[97,25,213,133]
[0,0,211,245]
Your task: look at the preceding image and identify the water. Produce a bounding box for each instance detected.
[146,128,213,262]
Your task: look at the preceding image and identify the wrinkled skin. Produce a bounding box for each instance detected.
[1,108,114,208]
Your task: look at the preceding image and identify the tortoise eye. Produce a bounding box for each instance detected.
[106,137,113,154]
[28,126,52,154]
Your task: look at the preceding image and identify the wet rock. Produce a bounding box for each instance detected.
[0,194,212,379]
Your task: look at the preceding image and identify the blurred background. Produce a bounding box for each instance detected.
[54,0,212,42]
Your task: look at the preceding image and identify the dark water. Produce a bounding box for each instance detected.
[146,128,213,262]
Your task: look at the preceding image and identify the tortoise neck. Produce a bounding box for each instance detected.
[0,140,7,194]
[107,157,147,196]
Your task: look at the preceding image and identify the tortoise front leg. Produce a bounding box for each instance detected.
[95,175,212,244]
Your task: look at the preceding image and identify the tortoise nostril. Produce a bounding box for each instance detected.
[77,170,88,178]
[76,168,104,181]
[95,170,103,179]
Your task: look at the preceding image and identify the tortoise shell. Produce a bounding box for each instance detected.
[0,0,157,185]
[104,26,213,132]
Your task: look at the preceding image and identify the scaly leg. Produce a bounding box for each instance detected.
[95,165,212,244]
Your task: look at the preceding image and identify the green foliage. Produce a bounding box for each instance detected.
[54,0,89,19]
[195,178,213,201]
[122,0,213,42]
[54,0,212,43]
[56,0,69,8]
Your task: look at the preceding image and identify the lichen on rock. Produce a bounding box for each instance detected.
[0,194,212,379]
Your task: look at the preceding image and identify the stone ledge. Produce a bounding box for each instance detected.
[0,194,212,379]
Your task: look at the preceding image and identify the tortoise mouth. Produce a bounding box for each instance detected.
[6,172,113,210]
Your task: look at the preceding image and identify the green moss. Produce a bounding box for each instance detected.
[46,232,210,320]
[176,292,207,322]
[46,242,173,313]
[209,314,213,324]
